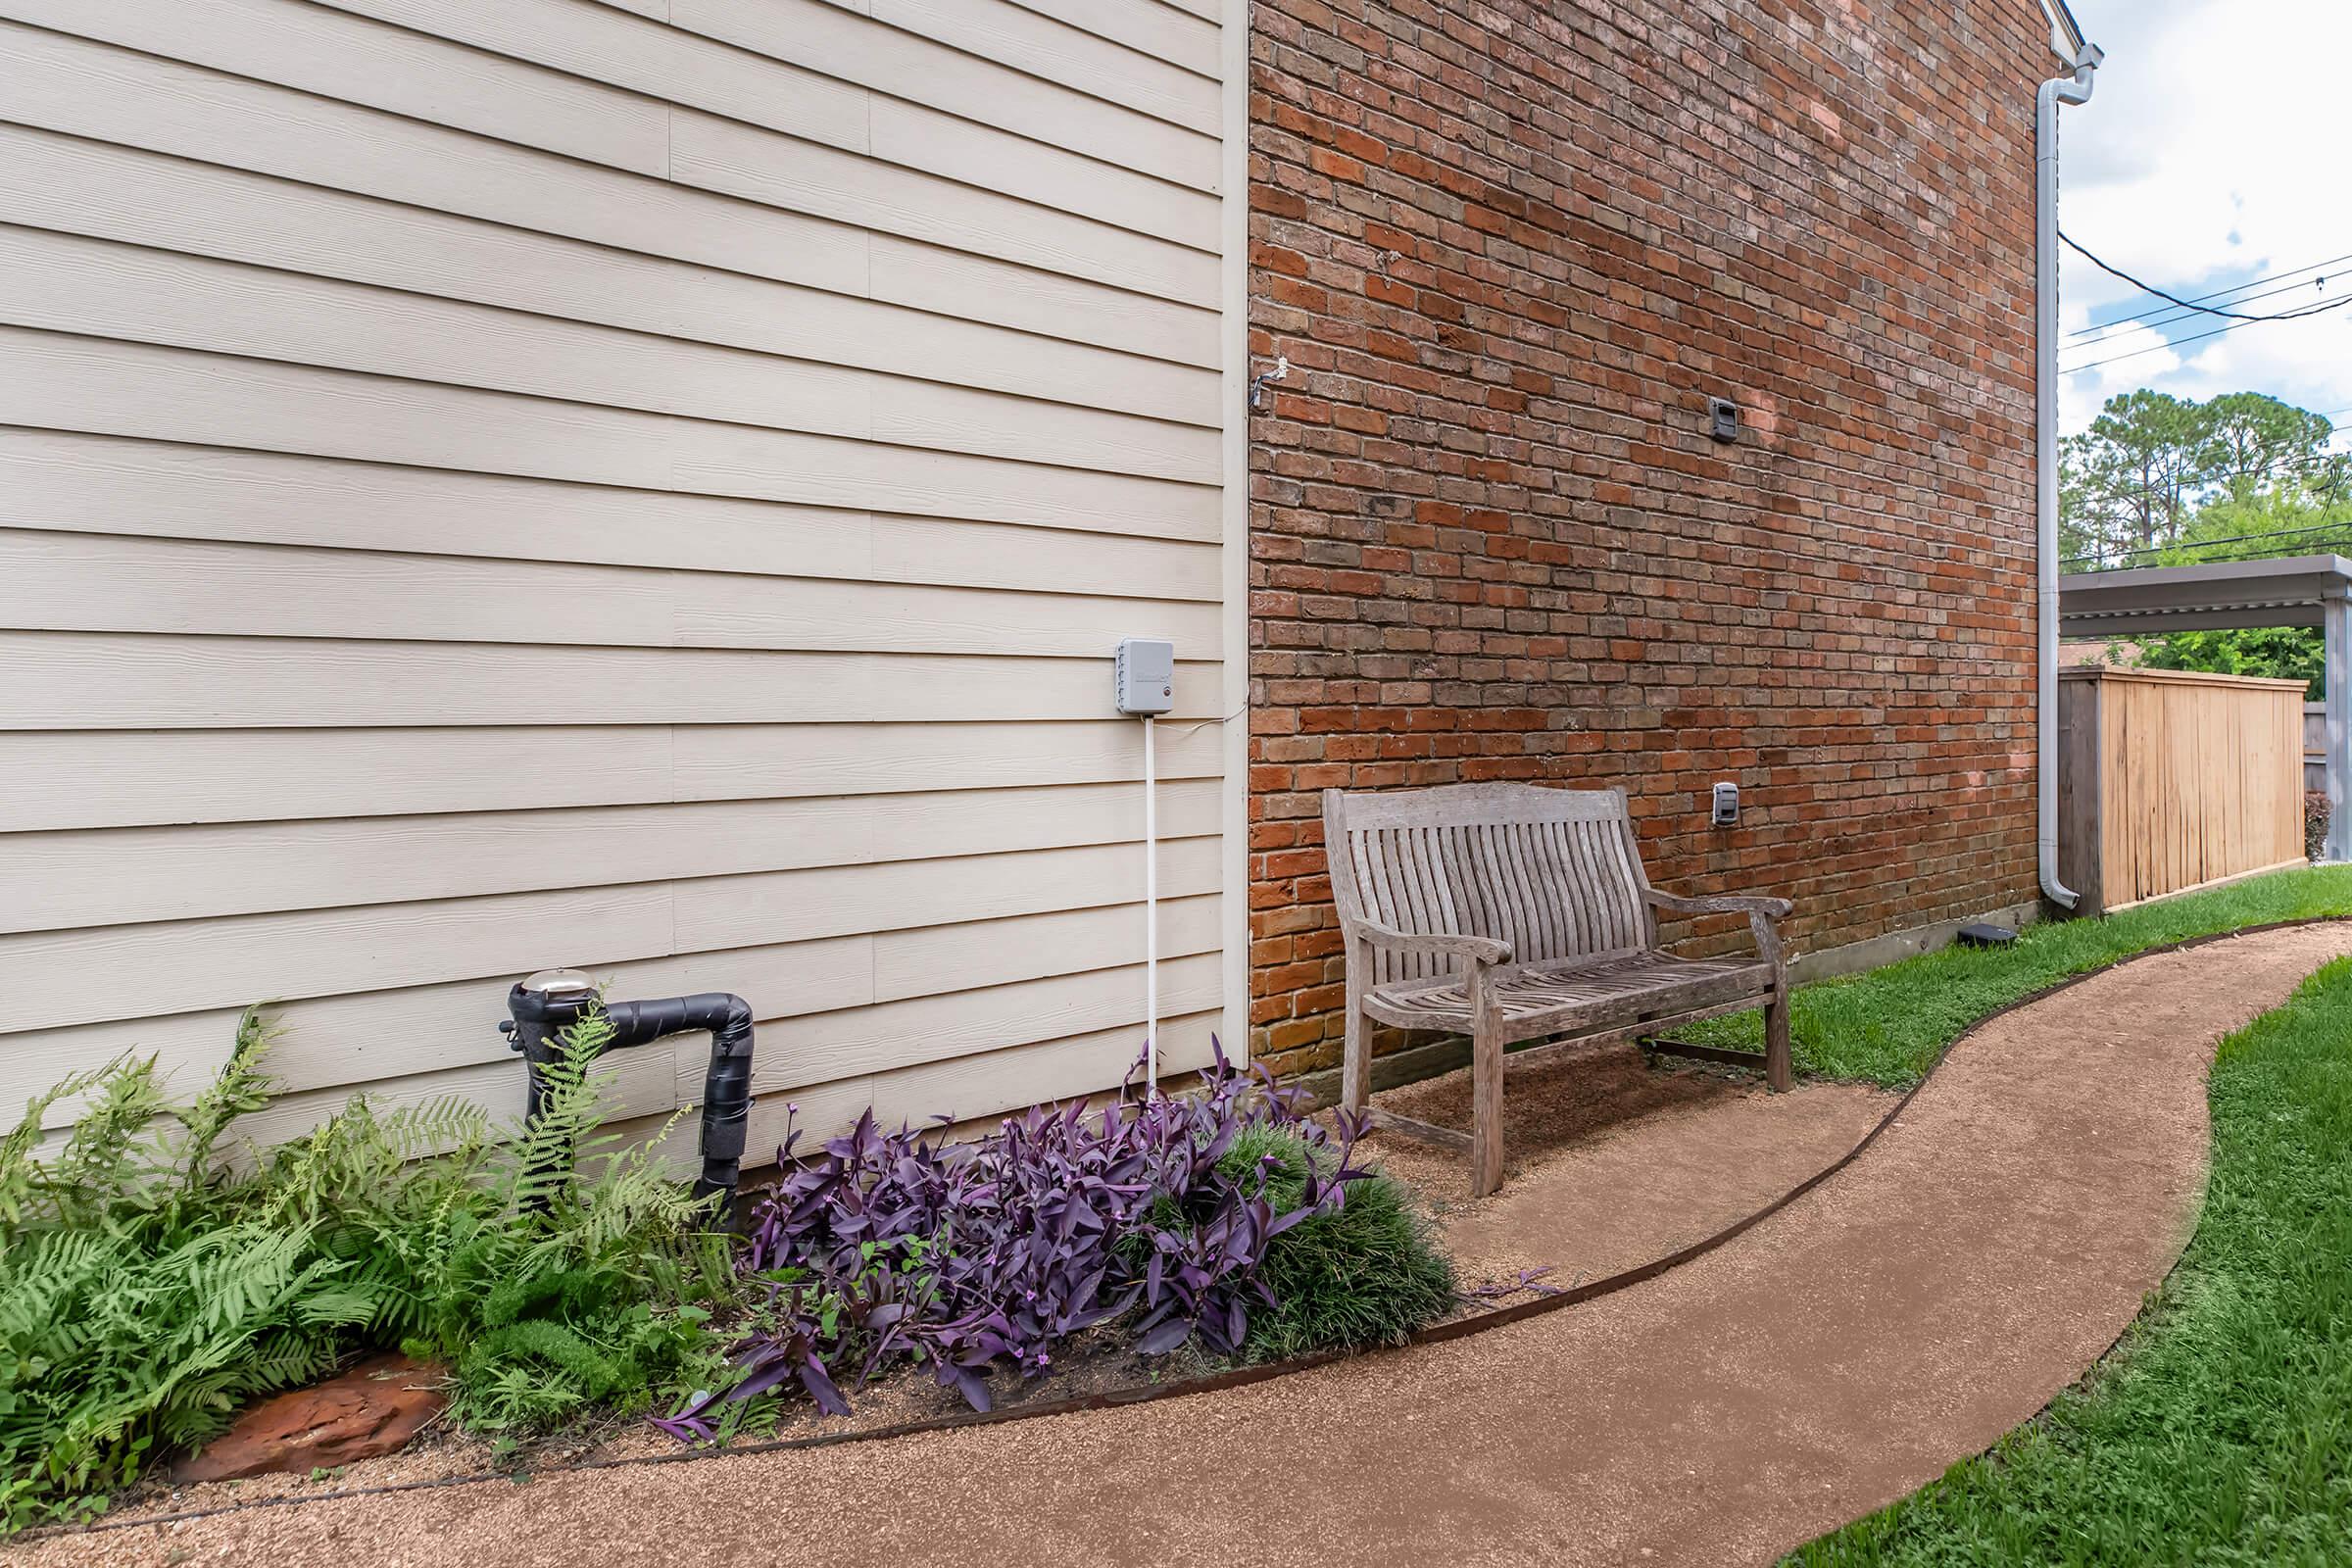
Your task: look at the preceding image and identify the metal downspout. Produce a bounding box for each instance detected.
[2036,42,2102,909]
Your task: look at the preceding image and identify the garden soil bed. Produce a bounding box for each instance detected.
[45,1041,1890,1542]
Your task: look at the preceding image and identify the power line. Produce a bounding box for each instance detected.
[2063,518,2352,570]
[2061,233,2346,325]
[2063,500,2352,569]
[2062,296,2352,375]
[2098,452,2344,486]
[2057,231,2352,375]
[2068,267,2352,347]
[2075,417,2352,450]
[2064,244,2352,339]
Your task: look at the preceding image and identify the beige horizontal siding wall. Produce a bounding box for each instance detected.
[0,0,1242,1165]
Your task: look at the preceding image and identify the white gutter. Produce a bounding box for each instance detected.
[2035,36,2102,909]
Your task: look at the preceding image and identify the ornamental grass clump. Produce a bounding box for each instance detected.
[662,1045,1402,1434]
[1214,1125,1456,1363]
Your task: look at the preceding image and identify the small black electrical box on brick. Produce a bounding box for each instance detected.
[1707,396,1740,444]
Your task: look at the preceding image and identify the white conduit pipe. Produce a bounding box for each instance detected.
[2036,39,2101,910]
[1143,712,1158,1097]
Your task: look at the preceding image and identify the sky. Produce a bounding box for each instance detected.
[2055,0,2352,448]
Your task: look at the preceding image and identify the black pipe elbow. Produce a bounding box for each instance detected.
[505,973,758,1219]
[603,993,757,1210]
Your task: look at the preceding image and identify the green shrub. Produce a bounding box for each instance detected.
[0,1005,737,1532]
[1220,1126,1456,1362]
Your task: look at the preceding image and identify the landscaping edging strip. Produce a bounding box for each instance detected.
[37,917,2342,1546]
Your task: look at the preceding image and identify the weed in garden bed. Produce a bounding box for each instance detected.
[1788,955,2352,1565]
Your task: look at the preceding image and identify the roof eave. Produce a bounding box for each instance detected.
[2039,0,2090,62]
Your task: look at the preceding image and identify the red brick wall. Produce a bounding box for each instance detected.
[1247,0,2057,1074]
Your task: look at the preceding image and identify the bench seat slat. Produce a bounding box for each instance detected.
[1362,951,1771,1035]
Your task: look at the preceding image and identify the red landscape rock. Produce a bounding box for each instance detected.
[172,1353,447,1484]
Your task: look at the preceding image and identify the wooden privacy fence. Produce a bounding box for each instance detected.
[2057,665,2307,915]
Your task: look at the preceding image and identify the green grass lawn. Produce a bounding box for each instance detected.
[1785,954,2352,1566]
[1682,864,2352,1088]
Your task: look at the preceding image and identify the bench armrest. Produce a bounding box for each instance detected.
[1350,917,1512,966]
[1644,889,1792,920]
[1645,888,1789,974]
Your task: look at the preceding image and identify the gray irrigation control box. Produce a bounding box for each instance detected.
[1113,638,1175,715]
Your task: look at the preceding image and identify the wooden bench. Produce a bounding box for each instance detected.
[1323,782,1791,1197]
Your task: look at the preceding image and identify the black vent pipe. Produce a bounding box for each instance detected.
[501,968,756,1216]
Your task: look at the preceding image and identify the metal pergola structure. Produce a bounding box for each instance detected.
[2058,555,2352,861]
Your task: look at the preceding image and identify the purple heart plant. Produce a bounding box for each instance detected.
[654,1040,1369,1438]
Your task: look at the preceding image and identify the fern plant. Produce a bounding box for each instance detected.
[384,1007,738,1433]
[0,1012,362,1528]
[0,1004,741,1532]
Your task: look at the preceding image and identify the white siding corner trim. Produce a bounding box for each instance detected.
[0,0,1243,1163]
[1218,0,1251,1067]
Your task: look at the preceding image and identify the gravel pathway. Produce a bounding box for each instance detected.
[29,923,2350,1568]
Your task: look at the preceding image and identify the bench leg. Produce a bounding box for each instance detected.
[1764,990,1791,1093]
[1341,946,1372,1116]
[1341,1004,1372,1116]
[1470,1015,1505,1199]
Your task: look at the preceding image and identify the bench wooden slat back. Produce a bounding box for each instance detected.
[1323,784,1656,985]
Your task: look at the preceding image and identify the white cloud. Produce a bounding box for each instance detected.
[2059,300,2184,425]
[2170,312,2352,413]
[2058,0,2352,437]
